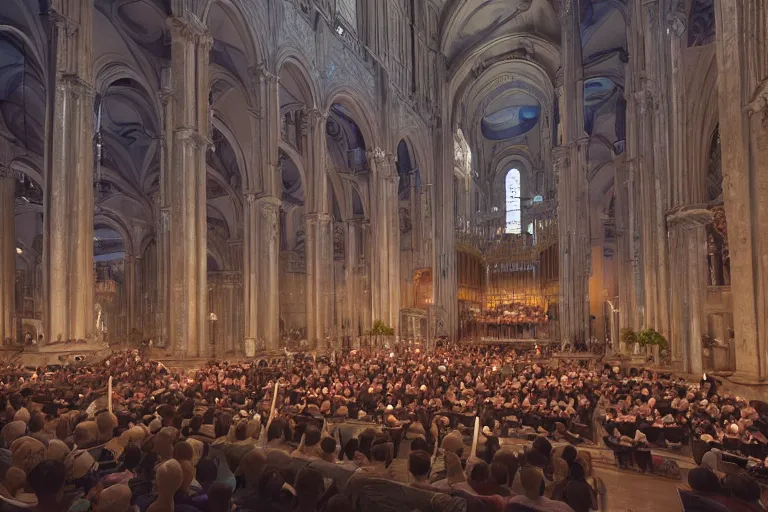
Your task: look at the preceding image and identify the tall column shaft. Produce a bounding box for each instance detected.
[243,194,259,351]
[668,208,712,373]
[0,170,15,342]
[305,213,332,345]
[165,17,211,358]
[714,0,767,379]
[257,196,280,350]
[43,2,95,342]
[556,1,590,345]
[368,150,400,330]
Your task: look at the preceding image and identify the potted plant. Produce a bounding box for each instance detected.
[637,329,669,364]
[367,320,395,348]
[620,327,637,355]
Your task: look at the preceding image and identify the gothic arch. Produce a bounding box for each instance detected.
[323,88,380,148]
[202,0,266,66]
[211,116,250,194]
[276,50,320,110]
[93,213,135,257]
[0,25,46,85]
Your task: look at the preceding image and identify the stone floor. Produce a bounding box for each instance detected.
[595,465,682,512]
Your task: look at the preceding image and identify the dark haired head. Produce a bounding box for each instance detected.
[304,425,321,447]
[532,436,552,459]
[320,436,336,455]
[470,461,490,482]
[28,460,65,503]
[490,462,509,487]
[408,450,431,478]
[208,481,234,512]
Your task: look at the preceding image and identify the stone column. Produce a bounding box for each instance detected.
[714,0,767,380]
[258,195,280,350]
[124,254,136,335]
[165,17,212,358]
[556,1,590,345]
[305,213,332,346]
[302,108,331,348]
[243,192,259,354]
[0,166,15,343]
[43,1,95,343]
[345,218,359,337]
[368,149,400,331]
[613,156,636,337]
[667,207,712,374]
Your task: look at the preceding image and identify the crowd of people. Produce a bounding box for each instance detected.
[468,303,549,326]
[0,343,763,510]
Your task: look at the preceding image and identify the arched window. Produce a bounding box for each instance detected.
[505,169,521,234]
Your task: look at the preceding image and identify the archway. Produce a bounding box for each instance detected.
[1,28,46,344]
[93,226,127,342]
[325,102,374,345]
[278,152,307,345]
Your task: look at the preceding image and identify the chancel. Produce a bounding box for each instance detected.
[0,1,767,511]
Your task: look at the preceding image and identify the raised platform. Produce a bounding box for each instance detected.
[0,341,112,367]
[476,337,558,345]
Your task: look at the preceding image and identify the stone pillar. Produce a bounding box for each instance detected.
[305,213,332,346]
[42,1,95,343]
[0,167,15,343]
[368,149,400,331]
[243,192,258,353]
[155,83,171,348]
[556,2,590,345]
[124,255,136,335]
[714,0,767,380]
[165,17,212,358]
[345,219,359,337]
[613,156,636,337]
[667,207,712,374]
[258,195,280,350]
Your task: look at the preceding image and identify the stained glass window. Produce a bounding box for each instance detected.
[505,169,521,234]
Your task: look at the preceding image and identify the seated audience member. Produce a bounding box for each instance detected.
[208,482,234,512]
[292,425,323,460]
[489,462,513,497]
[408,450,438,492]
[507,467,575,512]
[320,436,337,463]
[294,467,329,512]
[560,462,596,512]
[27,460,71,512]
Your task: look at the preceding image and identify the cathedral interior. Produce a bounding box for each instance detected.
[0,0,766,381]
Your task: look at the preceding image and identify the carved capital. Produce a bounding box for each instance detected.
[366,147,393,168]
[0,165,13,181]
[198,33,214,52]
[58,74,95,100]
[666,0,687,39]
[167,17,206,43]
[304,108,328,126]
[248,64,278,88]
[245,192,257,204]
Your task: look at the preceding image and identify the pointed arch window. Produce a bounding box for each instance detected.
[505,169,521,234]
